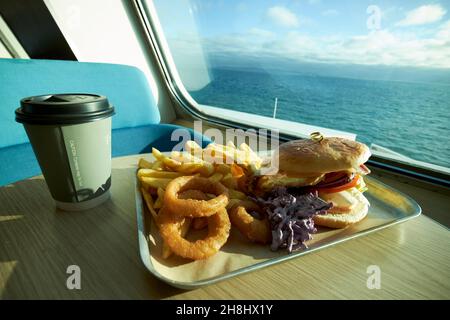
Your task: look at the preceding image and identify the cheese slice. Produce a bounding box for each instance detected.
[257,173,325,191]
[319,188,369,214]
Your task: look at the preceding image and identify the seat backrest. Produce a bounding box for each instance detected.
[0,58,160,149]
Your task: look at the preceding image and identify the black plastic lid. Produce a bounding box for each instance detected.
[15,93,115,125]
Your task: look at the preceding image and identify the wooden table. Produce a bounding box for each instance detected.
[0,155,449,299]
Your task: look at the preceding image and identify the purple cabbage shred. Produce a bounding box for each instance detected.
[253,187,332,253]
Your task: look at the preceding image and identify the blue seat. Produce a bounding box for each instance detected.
[0,58,209,186]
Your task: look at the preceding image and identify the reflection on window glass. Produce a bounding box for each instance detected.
[153,0,450,169]
[0,41,12,58]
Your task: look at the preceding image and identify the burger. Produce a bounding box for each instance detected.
[247,135,371,230]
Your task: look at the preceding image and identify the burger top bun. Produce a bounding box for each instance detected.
[275,136,371,176]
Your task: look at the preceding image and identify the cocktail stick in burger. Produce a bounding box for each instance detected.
[250,134,372,228]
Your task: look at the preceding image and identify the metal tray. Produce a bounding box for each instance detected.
[135,175,421,289]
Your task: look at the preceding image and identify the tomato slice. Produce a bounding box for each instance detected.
[359,164,371,175]
[320,171,347,184]
[317,175,360,194]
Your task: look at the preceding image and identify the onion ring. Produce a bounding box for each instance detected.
[164,176,229,218]
[178,189,209,200]
[158,206,231,260]
[229,201,271,244]
[179,190,209,230]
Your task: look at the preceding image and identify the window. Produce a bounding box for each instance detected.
[149,0,450,172]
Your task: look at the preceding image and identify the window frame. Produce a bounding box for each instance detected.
[0,0,76,60]
[131,0,450,188]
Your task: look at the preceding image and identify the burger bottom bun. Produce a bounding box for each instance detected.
[313,201,369,229]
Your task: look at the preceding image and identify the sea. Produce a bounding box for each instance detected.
[191,67,450,169]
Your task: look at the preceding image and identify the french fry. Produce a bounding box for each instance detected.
[140,187,158,221]
[217,144,241,165]
[239,142,254,156]
[176,162,204,174]
[170,151,202,163]
[170,151,184,163]
[154,187,165,209]
[201,143,221,164]
[138,158,154,169]
[198,163,215,177]
[140,176,172,189]
[208,172,223,183]
[154,198,163,209]
[151,160,165,170]
[202,141,263,168]
[228,188,247,200]
[151,147,164,160]
[214,163,231,175]
[141,186,175,259]
[152,147,183,170]
[236,143,250,165]
[208,144,229,164]
[157,187,165,200]
[221,173,238,189]
[177,161,214,177]
[162,157,183,169]
[239,143,262,169]
[226,198,242,210]
[154,147,198,169]
[226,140,236,149]
[185,140,203,158]
[138,169,183,179]
[170,150,181,159]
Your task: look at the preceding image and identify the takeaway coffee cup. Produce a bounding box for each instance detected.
[15,94,115,211]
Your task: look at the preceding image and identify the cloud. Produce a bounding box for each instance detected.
[396,4,446,26]
[436,20,450,39]
[322,9,339,17]
[266,6,299,28]
[248,28,276,39]
[167,9,450,70]
[195,21,450,69]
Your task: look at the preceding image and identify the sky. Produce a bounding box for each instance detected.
[154,0,450,70]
